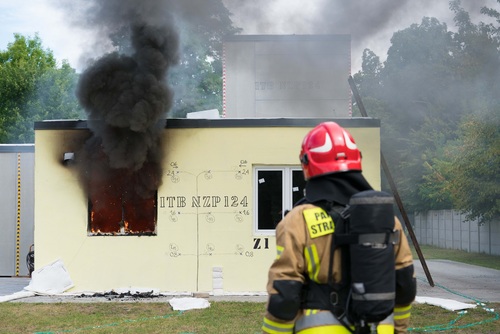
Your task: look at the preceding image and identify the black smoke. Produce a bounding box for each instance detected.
[77,23,178,170]
[69,0,179,198]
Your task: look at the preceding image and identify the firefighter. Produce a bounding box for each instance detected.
[262,122,416,334]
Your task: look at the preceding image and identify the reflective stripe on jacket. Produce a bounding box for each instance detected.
[263,310,396,334]
[295,311,395,334]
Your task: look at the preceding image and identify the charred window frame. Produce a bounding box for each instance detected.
[88,193,157,236]
[87,166,158,236]
[254,167,306,234]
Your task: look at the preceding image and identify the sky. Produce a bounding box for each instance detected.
[0,0,497,73]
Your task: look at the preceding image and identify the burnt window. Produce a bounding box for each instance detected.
[254,167,306,234]
[88,162,157,236]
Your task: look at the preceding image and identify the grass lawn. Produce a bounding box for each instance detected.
[0,301,498,334]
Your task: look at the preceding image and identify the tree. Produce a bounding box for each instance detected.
[0,34,54,142]
[167,0,242,117]
[353,1,500,222]
[450,0,500,105]
[0,34,83,143]
[382,17,457,133]
[421,0,500,219]
[353,49,383,98]
[444,111,500,223]
[359,17,459,211]
[429,0,500,221]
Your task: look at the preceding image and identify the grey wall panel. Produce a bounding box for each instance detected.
[0,146,34,277]
[416,209,499,255]
[20,153,35,276]
[0,153,17,276]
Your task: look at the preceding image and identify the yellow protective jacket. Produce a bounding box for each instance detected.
[262,203,416,334]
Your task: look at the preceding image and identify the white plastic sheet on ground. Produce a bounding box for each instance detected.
[25,259,74,294]
[169,297,211,311]
[415,296,477,311]
[0,290,36,303]
[0,259,74,302]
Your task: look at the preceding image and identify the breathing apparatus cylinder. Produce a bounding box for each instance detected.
[347,190,397,324]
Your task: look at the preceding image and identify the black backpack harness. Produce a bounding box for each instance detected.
[301,191,400,333]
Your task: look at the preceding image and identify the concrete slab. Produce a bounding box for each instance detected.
[414,259,500,303]
[0,277,30,296]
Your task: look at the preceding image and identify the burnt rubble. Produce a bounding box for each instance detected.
[77,290,160,301]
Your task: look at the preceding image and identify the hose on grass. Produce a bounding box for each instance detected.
[409,276,499,332]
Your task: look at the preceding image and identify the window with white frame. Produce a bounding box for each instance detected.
[254,166,306,233]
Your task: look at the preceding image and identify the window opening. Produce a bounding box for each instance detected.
[254,167,306,234]
[256,170,283,230]
[88,155,157,236]
[292,169,306,206]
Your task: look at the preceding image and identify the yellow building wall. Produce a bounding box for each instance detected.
[34,120,380,294]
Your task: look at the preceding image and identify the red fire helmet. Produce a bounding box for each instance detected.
[299,122,362,180]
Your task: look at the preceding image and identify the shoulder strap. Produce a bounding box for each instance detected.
[305,201,347,287]
[324,203,347,288]
[326,204,355,333]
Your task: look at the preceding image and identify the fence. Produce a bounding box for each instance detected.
[412,209,500,256]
